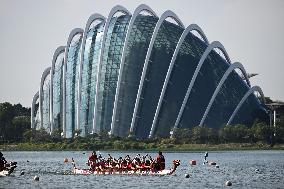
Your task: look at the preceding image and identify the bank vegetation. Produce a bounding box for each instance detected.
[1,102,284,151]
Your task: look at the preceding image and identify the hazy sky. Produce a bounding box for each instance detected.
[0,0,283,107]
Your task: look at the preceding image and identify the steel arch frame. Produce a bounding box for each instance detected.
[227,86,266,125]
[49,46,66,134]
[92,5,131,135]
[62,28,84,138]
[173,41,231,132]
[199,62,251,126]
[110,4,158,136]
[39,67,51,130]
[31,91,39,129]
[129,10,185,136]
[149,24,209,138]
[76,14,105,136]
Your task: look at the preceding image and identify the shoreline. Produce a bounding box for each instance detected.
[1,142,284,151]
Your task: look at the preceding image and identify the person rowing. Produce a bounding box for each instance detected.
[120,159,128,172]
[107,154,120,173]
[0,152,7,172]
[153,151,165,171]
[0,151,17,176]
[88,151,98,171]
[138,154,152,172]
[203,151,208,165]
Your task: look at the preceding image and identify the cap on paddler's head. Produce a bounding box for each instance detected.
[0,151,3,157]
[158,151,162,155]
[92,151,96,154]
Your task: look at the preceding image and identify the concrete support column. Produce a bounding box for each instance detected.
[273,109,276,128]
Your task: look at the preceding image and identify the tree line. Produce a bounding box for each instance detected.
[172,119,284,145]
[0,102,283,146]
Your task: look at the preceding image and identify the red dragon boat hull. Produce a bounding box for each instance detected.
[71,159,180,176]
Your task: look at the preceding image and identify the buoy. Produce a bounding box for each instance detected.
[64,158,68,163]
[34,176,39,181]
[209,161,216,165]
[225,181,232,186]
[189,160,196,165]
[27,160,30,162]
[215,165,219,168]
[20,171,25,175]
[255,169,259,172]
[185,173,190,178]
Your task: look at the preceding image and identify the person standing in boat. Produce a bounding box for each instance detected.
[155,151,165,171]
[88,151,98,171]
[0,152,7,171]
[203,151,208,164]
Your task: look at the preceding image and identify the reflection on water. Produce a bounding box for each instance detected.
[1,151,284,189]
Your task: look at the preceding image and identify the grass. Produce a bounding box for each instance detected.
[1,142,284,151]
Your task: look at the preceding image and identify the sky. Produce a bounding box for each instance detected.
[0,0,283,107]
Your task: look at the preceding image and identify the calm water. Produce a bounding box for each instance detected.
[0,151,284,189]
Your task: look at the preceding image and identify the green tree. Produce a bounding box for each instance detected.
[13,103,30,116]
[219,124,248,143]
[191,126,210,144]
[0,102,31,142]
[0,102,15,141]
[207,127,218,144]
[250,121,272,142]
[23,129,51,143]
[274,115,284,143]
[10,116,30,141]
[50,129,62,142]
[172,128,191,143]
[219,125,233,143]
[234,124,249,143]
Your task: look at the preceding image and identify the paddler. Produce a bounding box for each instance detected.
[204,151,208,162]
[0,152,7,172]
[203,151,208,165]
[88,151,98,171]
[155,151,165,171]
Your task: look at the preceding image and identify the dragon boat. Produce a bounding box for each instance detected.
[0,162,17,177]
[71,159,180,176]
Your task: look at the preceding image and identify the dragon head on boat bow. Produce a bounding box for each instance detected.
[168,160,180,175]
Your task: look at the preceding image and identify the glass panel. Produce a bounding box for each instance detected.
[52,53,64,132]
[94,15,131,133]
[79,22,104,136]
[65,34,83,138]
[34,99,40,130]
[113,15,158,137]
[179,50,230,129]
[156,33,207,137]
[42,74,51,132]
[134,20,184,139]
[204,71,249,128]
[231,94,269,125]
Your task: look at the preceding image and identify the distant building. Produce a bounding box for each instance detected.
[266,102,284,127]
[31,4,269,139]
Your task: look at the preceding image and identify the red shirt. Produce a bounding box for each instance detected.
[89,154,97,163]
